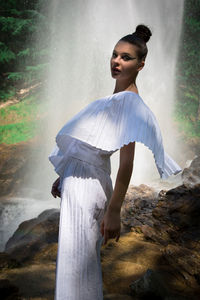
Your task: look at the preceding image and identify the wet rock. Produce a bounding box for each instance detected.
[182,155,200,188]
[4,208,59,264]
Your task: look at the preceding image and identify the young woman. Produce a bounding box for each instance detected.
[49,24,182,300]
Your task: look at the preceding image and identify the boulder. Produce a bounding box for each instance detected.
[0,252,22,270]
[4,208,59,264]
[1,155,200,299]
[119,156,200,299]
[121,184,159,229]
[182,155,200,188]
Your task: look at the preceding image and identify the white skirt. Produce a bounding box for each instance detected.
[54,156,113,300]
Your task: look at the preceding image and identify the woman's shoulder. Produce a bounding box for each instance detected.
[104,90,141,100]
[104,90,146,106]
[103,90,152,112]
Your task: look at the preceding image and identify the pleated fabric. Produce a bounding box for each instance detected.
[49,90,182,300]
[53,91,182,179]
[54,156,113,300]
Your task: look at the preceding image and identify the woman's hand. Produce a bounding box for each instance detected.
[51,177,61,198]
[100,208,121,245]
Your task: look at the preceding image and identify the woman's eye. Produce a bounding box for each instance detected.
[122,55,131,61]
[112,52,117,58]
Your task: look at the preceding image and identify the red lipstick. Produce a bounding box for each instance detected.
[112,67,121,73]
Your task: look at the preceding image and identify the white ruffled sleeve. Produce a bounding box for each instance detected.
[48,91,182,180]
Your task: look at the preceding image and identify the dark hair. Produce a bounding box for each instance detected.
[119,24,152,61]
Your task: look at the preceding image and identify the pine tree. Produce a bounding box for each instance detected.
[0,0,52,102]
[175,0,200,142]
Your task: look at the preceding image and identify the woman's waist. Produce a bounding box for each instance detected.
[68,151,111,175]
[62,138,112,175]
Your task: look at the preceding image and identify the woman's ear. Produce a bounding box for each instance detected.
[137,61,145,71]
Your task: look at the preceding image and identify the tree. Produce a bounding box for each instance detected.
[0,0,52,101]
[175,0,200,142]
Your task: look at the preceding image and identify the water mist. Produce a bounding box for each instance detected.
[1,0,184,251]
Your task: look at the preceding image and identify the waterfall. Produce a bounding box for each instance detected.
[1,0,184,251]
[44,0,184,187]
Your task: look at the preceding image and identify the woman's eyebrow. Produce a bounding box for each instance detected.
[113,50,134,57]
[122,52,132,56]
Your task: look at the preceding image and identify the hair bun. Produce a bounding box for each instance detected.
[133,24,152,43]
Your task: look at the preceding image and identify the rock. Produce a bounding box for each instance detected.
[118,155,200,298]
[121,184,159,229]
[0,252,22,270]
[130,268,170,299]
[182,155,200,187]
[33,242,58,262]
[0,263,56,299]
[1,155,200,299]
[126,183,200,295]
[151,183,200,248]
[129,268,197,299]
[4,208,59,264]
[0,279,22,300]
[122,181,200,250]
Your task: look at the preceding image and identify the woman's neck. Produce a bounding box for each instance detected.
[113,80,139,95]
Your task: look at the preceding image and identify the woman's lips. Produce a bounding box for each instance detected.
[112,68,121,73]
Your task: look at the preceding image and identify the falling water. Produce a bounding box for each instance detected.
[44,0,184,187]
[1,0,184,251]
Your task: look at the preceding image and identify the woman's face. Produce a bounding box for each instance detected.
[110,41,144,80]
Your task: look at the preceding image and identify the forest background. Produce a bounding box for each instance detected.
[0,0,200,153]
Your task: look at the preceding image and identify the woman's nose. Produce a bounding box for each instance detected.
[112,56,120,64]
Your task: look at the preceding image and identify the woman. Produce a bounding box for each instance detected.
[49,24,182,300]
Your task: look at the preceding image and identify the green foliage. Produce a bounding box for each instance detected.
[173,103,200,138]
[175,0,200,143]
[17,48,31,57]
[0,121,39,144]
[0,96,38,119]
[0,0,52,94]
[0,93,47,144]
[6,63,48,84]
[0,16,33,35]
[0,42,16,63]
[7,72,24,81]
[0,89,16,102]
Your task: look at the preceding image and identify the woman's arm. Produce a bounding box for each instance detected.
[100,141,135,244]
[107,141,135,212]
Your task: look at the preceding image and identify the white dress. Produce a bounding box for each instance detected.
[48,91,182,300]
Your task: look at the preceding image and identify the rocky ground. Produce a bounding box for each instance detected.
[0,139,200,299]
[0,155,200,299]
